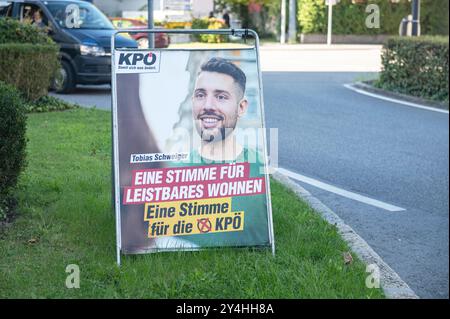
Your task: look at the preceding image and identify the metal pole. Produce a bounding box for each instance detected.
[280,0,286,44]
[148,0,155,48]
[411,0,420,36]
[110,33,121,266]
[327,1,333,45]
[288,0,297,43]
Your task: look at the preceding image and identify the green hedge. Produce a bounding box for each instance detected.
[0,18,59,101]
[0,81,27,220]
[0,17,54,44]
[419,0,449,36]
[377,36,449,102]
[297,0,449,36]
[0,43,59,101]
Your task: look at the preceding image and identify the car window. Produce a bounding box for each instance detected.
[0,4,12,17]
[19,4,48,27]
[20,4,34,23]
[45,1,114,30]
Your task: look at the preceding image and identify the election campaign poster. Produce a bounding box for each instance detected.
[111,40,275,260]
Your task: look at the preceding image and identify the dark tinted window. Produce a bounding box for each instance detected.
[0,4,12,17]
[45,1,113,30]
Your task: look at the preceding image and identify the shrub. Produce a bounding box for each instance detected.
[25,95,80,113]
[0,18,59,101]
[191,18,227,43]
[297,0,448,36]
[0,81,27,220]
[298,0,327,34]
[0,17,53,44]
[215,0,277,35]
[165,21,192,29]
[377,36,449,102]
[420,0,449,36]
[0,43,59,101]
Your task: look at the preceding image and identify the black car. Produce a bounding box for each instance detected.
[0,0,137,93]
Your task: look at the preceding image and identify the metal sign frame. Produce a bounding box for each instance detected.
[111,29,275,265]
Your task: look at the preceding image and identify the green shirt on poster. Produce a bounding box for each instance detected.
[173,147,271,248]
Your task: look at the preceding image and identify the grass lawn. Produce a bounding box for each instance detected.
[0,108,384,298]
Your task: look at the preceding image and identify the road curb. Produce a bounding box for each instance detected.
[351,82,449,112]
[272,171,419,299]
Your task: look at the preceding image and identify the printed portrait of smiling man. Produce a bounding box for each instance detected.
[192,57,249,162]
[156,56,270,248]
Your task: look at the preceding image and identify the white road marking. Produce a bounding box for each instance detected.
[343,84,449,115]
[277,167,406,212]
[273,172,418,299]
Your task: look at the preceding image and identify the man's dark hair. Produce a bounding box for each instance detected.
[200,57,246,95]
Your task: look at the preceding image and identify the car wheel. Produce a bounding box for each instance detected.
[54,60,76,94]
[137,37,149,49]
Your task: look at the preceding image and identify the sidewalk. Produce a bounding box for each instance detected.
[260,43,383,51]
[259,43,382,72]
[169,42,382,72]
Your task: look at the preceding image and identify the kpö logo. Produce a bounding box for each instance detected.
[115,51,161,74]
[118,52,157,66]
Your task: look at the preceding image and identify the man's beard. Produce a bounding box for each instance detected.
[201,127,233,143]
[196,111,237,143]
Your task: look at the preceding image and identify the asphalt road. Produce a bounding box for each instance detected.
[51,71,449,299]
[50,85,111,109]
[263,72,449,299]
